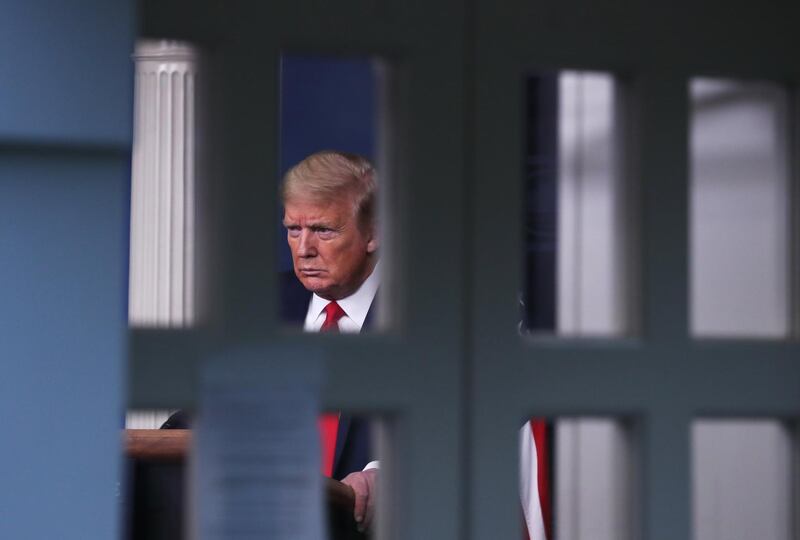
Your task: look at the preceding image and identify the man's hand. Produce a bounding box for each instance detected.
[341,468,378,532]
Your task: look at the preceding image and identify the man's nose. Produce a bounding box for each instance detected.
[296,230,317,257]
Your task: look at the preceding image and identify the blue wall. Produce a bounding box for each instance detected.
[278,56,376,271]
[0,2,134,146]
[0,2,133,538]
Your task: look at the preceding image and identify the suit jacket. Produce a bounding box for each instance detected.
[162,271,375,481]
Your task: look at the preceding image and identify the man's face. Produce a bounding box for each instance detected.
[283,195,378,300]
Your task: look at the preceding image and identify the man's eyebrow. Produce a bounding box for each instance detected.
[282,217,340,229]
[307,220,337,229]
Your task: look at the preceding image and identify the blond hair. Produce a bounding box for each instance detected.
[281,151,377,229]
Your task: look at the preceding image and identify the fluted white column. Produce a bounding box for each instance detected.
[127,40,201,428]
[129,40,199,328]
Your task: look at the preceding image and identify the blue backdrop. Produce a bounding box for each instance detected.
[278,56,376,271]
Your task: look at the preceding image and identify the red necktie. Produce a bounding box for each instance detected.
[320,301,346,332]
[319,301,346,476]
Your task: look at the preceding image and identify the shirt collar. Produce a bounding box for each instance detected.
[308,261,380,330]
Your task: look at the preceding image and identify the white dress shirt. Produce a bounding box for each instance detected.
[303,262,381,333]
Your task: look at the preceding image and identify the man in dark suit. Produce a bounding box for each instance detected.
[164,150,381,532]
[280,150,381,532]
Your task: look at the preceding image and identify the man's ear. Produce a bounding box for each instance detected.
[366,225,379,254]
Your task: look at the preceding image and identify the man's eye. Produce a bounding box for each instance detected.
[287,226,301,237]
[317,228,335,239]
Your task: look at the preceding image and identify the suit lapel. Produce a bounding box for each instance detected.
[332,414,352,477]
[361,288,378,331]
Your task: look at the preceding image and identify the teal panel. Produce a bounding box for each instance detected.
[0,150,127,539]
[0,1,134,146]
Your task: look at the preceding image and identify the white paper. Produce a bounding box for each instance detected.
[193,346,324,540]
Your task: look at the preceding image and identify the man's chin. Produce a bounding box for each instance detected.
[297,275,333,296]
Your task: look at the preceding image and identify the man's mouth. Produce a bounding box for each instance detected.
[299,268,324,276]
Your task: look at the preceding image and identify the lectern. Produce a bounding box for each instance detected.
[125,429,368,539]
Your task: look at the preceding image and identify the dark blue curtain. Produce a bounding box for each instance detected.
[522,75,558,332]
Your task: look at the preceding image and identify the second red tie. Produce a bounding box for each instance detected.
[319,301,346,476]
